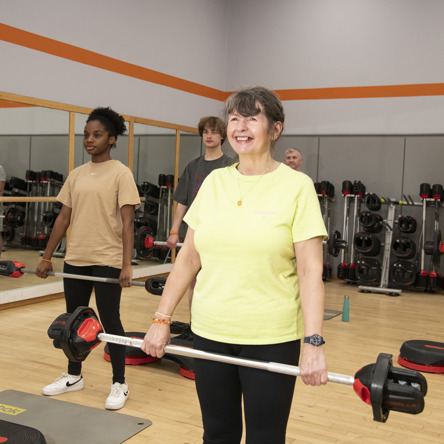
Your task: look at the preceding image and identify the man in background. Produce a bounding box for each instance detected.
[284,148,303,171]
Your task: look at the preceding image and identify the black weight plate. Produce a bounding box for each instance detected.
[354,232,381,256]
[391,261,417,287]
[391,236,416,260]
[356,258,381,283]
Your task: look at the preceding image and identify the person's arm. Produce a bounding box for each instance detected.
[142,227,201,358]
[0,180,5,196]
[166,202,188,248]
[294,236,328,386]
[35,205,72,278]
[119,204,136,287]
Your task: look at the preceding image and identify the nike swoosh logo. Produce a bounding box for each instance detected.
[124,391,129,396]
[66,379,82,387]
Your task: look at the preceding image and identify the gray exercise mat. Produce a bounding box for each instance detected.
[0,390,151,444]
[324,309,342,320]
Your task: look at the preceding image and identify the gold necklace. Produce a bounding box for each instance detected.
[236,163,272,206]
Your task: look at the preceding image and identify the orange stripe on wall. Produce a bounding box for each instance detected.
[0,23,228,102]
[0,99,34,108]
[277,83,444,100]
[2,23,444,102]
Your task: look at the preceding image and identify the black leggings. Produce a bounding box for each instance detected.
[192,334,300,444]
[63,263,126,384]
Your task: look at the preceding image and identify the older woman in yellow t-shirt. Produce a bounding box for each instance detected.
[143,86,327,443]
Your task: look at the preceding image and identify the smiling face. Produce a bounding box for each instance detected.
[83,120,115,162]
[227,104,282,157]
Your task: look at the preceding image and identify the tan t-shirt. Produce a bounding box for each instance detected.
[57,160,141,268]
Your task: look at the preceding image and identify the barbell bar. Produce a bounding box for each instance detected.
[0,260,166,295]
[48,306,428,423]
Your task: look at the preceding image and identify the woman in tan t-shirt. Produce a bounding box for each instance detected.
[36,107,141,410]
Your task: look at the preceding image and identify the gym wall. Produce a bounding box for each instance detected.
[2,1,444,134]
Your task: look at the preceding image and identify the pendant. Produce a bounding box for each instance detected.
[237,200,242,206]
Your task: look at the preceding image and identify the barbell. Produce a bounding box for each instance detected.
[325,230,347,257]
[47,306,427,423]
[135,228,183,260]
[0,260,166,295]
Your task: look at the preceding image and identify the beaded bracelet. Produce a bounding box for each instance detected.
[155,311,172,319]
[41,258,53,264]
[152,318,172,326]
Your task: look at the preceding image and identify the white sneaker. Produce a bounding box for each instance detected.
[105,382,129,410]
[42,373,83,396]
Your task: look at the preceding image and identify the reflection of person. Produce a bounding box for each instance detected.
[166,116,232,311]
[36,107,140,410]
[142,86,328,443]
[0,165,6,256]
[284,147,303,171]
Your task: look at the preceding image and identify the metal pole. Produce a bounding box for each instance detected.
[21,268,146,287]
[97,332,355,386]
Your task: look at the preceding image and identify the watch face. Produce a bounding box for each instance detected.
[311,335,323,346]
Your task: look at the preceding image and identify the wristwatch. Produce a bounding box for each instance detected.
[303,334,325,346]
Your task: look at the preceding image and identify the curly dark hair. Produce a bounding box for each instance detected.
[87,107,126,147]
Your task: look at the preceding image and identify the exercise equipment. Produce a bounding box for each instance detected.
[364,193,382,212]
[417,184,431,288]
[0,260,166,295]
[358,202,401,296]
[135,228,184,260]
[338,180,368,282]
[0,419,47,444]
[327,230,347,258]
[390,261,417,287]
[398,215,417,234]
[354,232,381,256]
[156,174,174,242]
[360,211,383,233]
[424,230,443,267]
[391,236,417,260]
[356,258,381,283]
[399,340,444,374]
[337,182,354,280]
[5,206,25,228]
[47,306,428,423]
[317,180,336,281]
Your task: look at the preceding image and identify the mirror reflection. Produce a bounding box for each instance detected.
[132,123,200,263]
[0,104,202,296]
[1,104,69,292]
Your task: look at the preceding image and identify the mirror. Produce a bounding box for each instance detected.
[1,103,69,293]
[132,123,201,263]
[0,94,199,302]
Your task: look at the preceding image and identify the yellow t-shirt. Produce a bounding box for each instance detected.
[184,163,327,345]
[57,160,141,268]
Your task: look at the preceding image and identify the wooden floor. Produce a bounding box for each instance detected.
[0,278,443,443]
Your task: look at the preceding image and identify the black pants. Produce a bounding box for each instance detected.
[193,334,300,444]
[63,263,126,384]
